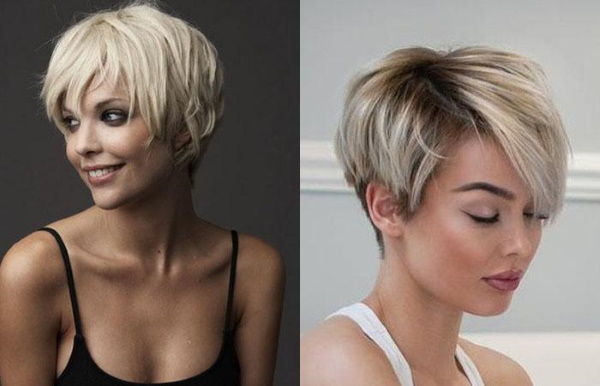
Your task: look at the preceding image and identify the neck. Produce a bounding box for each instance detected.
[365,244,465,382]
[90,171,199,271]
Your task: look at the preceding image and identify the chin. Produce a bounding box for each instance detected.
[466,296,513,317]
[90,191,134,210]
[92,199,126,211]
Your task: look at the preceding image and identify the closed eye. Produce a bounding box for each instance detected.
[524,212,549,221]
[466,213,499,224]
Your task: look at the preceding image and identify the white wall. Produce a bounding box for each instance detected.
[301,0,600,151]
[463,332,600,385]
[301,0,600,336]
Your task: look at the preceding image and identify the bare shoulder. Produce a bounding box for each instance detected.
[0,230,66,296]
[236,232,285,291]
[301,316,401,385]
[237,232,284,275]
[0,230,66,343]
[459,338,532,386]
[228,232,285,325]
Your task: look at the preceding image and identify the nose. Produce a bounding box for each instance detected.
[73,121,102,156]
[502,220,538,260]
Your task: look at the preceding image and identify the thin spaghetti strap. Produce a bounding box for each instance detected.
[38,227,83,336]
[223,230,238,333]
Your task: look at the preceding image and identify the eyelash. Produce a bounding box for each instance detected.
[101,110,128,125]
[61,116,79,131]
[468,213,499,224]
[467,212,549,225]
[61,110,128,131]
[524,213,549,222]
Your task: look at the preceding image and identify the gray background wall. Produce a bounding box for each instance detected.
[301,0,600,334]
[0,1,298,384]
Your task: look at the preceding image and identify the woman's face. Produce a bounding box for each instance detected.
[398,136,544,316]
[62,80,176,210]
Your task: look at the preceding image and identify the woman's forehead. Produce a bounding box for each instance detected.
[434,137,532,200]
[62,77,129,112]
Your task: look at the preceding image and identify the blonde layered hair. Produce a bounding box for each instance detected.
[41,2,224,179]
[335,47,570,245]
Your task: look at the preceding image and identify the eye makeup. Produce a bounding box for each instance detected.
[101,109,129,126]
[462,208,548,226]
[464,211,499,224]
[61,115,79,132]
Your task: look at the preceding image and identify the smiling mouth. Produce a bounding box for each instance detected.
[83,164,125,184]
[88,164,124,178]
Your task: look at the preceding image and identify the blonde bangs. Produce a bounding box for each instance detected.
[41,3,224,180]
[336,47,570,246]
[448,52,569,219]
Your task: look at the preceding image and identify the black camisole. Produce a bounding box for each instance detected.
[39,227,241,386]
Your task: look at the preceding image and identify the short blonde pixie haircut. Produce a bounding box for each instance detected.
[335,47,570,246]
[41,2,224,180]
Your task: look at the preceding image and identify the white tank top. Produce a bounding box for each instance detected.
[327,303,485,386]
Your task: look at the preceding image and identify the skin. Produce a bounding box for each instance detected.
[301,136,539,385]
[0,80,285,386]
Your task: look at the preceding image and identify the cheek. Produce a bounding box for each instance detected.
[104,135,151,164]
[529,225,543,258]
[404,213,491,289]
[121,130,165,162]
[143,143,173,167]
[437,223,489,281]
[127,142,174,181]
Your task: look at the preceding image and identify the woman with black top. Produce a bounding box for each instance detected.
[0,3,284,385]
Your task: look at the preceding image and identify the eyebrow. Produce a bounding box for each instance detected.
[452,182,515,200]
[62,98,128,115]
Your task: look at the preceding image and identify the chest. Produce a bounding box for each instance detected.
[56,259,232,383]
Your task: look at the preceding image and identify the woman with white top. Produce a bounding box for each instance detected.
[301,47,569,385]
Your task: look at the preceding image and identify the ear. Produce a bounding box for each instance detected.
[365,182,405,238]
[174,130,191,151]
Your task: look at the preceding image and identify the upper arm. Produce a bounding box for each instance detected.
[301,319,402,386]
[0,234,64,386]
[233,235,285,386]
[459,338,533,386]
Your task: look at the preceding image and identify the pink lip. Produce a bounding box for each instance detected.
[83,164,125,186]
[483,270,523,292]
[82,163,123,172]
